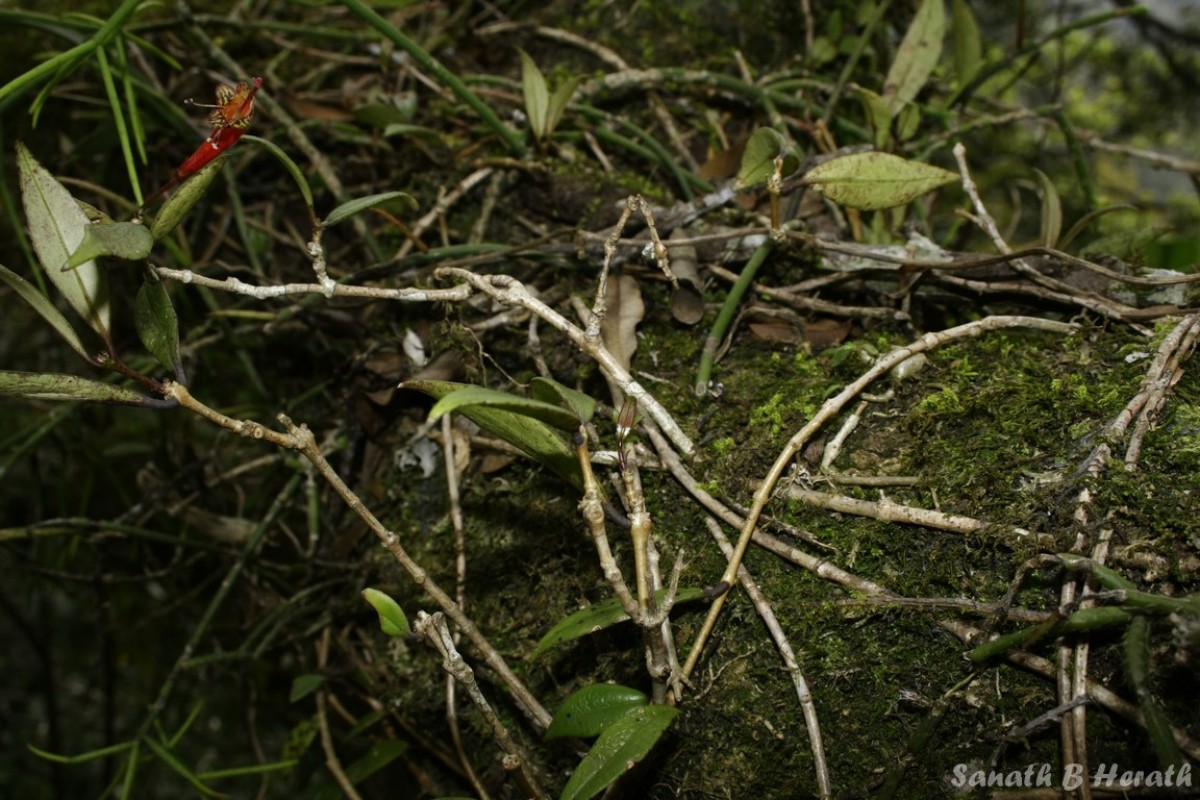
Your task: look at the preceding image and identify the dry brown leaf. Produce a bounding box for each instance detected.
[601,273,644,374]
[668,228,705,325]
[749,320,799,343]
[802,318,852,350]
[480,453,516,474]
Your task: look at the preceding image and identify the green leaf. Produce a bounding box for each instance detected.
[533,587,706,657]
[545,684,648,740]
[402,379,582,487]
[1124,616,1186,772]
[195,759,300,780]
[1032,168,1062,248]
[361,588,411,637]
[546,74,583,138]
[135,280,180,374]
[0,371,151,405]
[895,102,922,143]
[17,142,111,337]
[381,123,442,140]
[559,705,679,800]
[28,740,135,764]
[881,0,946,118]
[0,262,90,360]
[321,191,417,228]
[802,151,957,210]
[142,736,222,797]
[150,154,230,241]
[289,673,326,703]
[519,49,549,141]
[854,87,893,150]
[736,127,800,190]
[530,376,597,423]
[281,716,319,762]
[63,221,153,271]
[426,385,582,431]
[345,739,407,784]
[951,0,982,88]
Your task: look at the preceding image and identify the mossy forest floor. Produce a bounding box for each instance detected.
[1,3,1198,799]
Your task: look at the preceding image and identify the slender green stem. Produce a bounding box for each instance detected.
[94,46,143,206]
[694,241,773,396]
[0,0,144,104]
[1052,109,1095,211]
[575,105,711,199]
[340,0,526,157]
[822,0,894,124]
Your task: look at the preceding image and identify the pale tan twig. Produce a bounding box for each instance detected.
[416,611,547,800]
[1122,314,1200,468]
[152,265,471,303]
[396,167,495,260]
[942,619,1200,761]
[440,415,490,799]
[587,195,675,343]
[819,400,866,471]
[704,517,831,800]
[163,381,553,731]
[575,435,639,618]
[707,264,906,320]
[843,595,1049,623]
[619,445,675,703]
[955,144,1144,325]
[1079,313,1200,478]
[1080,134,1200,176]
[435,268,695,456]
[931,273,1154,333]
[774,486,1042,543]
[315,628,365,800]
[678,316,1077,687]
[644,422,835,557]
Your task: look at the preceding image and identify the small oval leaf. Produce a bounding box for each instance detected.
[559,705,679,800]
[546,684,649,740]
[533,587,706,658]
[736,127,800,190]
[64,222,153,271]
[135,280,181,374]
[289,673,326,703]
[321,191,417,228]
[361,587,411,637]
[802,151,957,210]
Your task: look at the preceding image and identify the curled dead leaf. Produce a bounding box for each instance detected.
[601,273,644,375]
[668,228,705,325]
